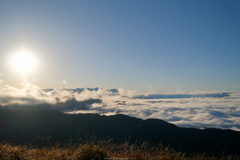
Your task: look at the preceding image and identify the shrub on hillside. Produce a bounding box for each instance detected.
[74,144,107,160]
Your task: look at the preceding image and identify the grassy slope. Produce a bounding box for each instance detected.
[0,140,239,160]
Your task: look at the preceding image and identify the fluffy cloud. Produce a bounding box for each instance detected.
[0,80,240,131]
[63,79,68,85]
[0,80,73,105]
[0,73,3,83]
[66,90,240,131]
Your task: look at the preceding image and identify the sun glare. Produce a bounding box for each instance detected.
[12,50,36,73]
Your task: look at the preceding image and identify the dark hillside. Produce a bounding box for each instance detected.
[0,109,240,155]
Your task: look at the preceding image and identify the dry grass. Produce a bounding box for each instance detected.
[0,138,239,160]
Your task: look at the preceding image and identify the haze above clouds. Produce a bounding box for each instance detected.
[1,80,240,131]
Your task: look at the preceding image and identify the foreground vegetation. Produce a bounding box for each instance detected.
[0,137,239,160]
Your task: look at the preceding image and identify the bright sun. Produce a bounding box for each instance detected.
[12,50,36,73]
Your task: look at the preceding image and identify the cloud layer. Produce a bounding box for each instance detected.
[0,81,240,131]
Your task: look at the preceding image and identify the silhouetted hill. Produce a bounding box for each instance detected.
[0,109,240,155]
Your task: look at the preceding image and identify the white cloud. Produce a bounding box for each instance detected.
[0,80,75,105]
[31,78,39,82]
[63,79,68,85]
[0,80,240,131]
[0,79,3,83]
[146,85,153,91]
[0,73,3,76]
[69,91,240,131]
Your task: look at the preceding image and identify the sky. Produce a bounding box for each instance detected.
[0,0,240,92]
[0,1,240,130]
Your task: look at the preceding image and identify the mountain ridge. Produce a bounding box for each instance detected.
[0,109,240,155]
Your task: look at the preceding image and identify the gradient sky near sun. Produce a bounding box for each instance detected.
[0,0,240,92]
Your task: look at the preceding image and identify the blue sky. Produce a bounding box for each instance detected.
[0,1,240,92]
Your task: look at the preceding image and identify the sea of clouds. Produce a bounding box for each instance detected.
[0,80,240,131]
